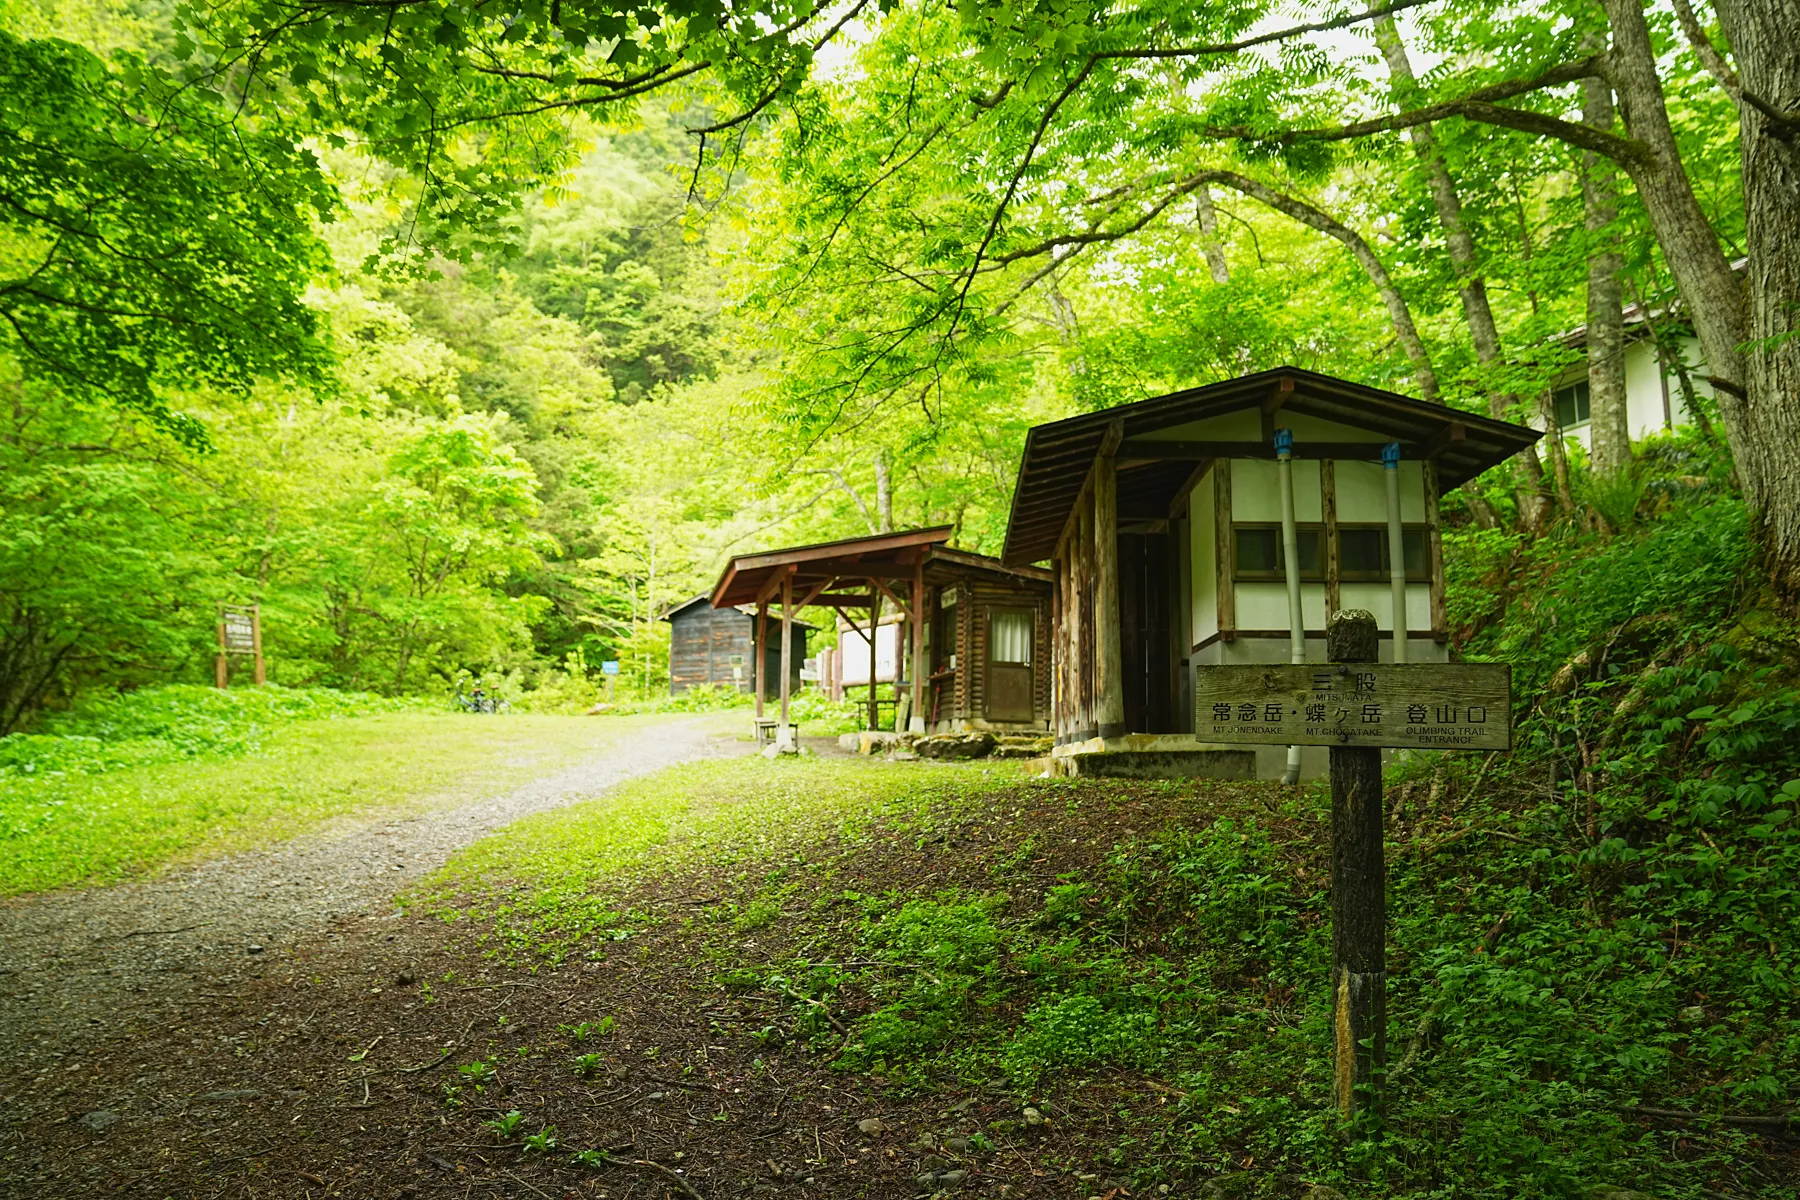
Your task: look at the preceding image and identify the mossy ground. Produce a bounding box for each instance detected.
[12,751,1792,1199]
[0,710,666,894]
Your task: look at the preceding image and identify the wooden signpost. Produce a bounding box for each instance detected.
[1193,610,1512,1125]
[215,604,265,688]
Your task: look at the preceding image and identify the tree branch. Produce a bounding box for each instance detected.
[1668,0,1740,103]
[1199,58,1653,168]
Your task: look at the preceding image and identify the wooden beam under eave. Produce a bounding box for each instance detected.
[1119,438,1427,462]
[1423,421,1468,459]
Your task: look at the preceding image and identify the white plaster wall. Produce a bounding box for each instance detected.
[1236,581,1329,631]
[1190,475,1218,647]
[1340,581,1434,641]
[1548,332,1712,452]
[1140,411,1261,440]
[1334,459,1425,522]
[1233,459,1322,522]
[1278,412,1392,442]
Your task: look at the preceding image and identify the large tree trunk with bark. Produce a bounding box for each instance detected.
[1598,0,1750,444]
[1373,12,1552,523]
[1712,0,1800,599]
[1199,170,1441,405]
[1582,75,1632,478]
[1195,187,1231,284]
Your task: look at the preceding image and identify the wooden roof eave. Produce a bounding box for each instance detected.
[1001,366,1541,566]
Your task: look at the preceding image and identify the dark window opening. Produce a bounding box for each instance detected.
[1337,525,1429,582]
[1553,380,1591,428]
[1234,524,1323,581]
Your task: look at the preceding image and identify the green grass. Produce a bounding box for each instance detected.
[424,755,1020,959]
[0,711,679,895]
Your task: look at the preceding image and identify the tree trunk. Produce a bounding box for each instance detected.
[1539,390,1577,513]
[1195,186,1231,284]
[874,451,894,532]
[1582,75,1633,478]
[1598,0,1749,452]
[1201,170,1441,405]
[1373,12,1551,522]
[1713,0,1800,600]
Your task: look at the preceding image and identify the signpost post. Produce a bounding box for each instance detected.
[1193,609,1512,1125]
[215,604,265,689]
[602,659,620,705]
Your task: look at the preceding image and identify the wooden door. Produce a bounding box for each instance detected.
[985,607,1035,722]
[1119,531,1174,733]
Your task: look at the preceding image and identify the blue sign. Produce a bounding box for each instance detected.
[601,660,621,675]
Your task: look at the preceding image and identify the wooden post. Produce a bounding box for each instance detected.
[910,560,926,733]
[868,593,881,732]
[1094,442,1125,738]
[215,609,228,690]
[251,604,266,686]
[1327,609,1385,1125]
[779,576,794,747]
[1214,460,1236,643]
[1321,460,1341,618]
[755,603,767,719]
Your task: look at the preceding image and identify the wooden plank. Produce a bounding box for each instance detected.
[755,603,767,716]
[1214,460,1235,643]
[1193,663,1512,750]
[1121,439,1423,462]
[1424,459,1448,641]
[1321,458,1341,617]
[1094,433,1124,737]
[1422,421,1468,459]
[779,575,794,735]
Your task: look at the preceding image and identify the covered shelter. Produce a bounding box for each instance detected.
[660,596,813,698]
[710,528,1054,744]
[1002,366,1541,779]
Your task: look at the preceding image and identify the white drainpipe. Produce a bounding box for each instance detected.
[1383,442,1408,664]
[1276,429,1305,785]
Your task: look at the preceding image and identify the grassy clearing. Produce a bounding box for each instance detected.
[431,752,1797,1200]
[424,754,1021,959]
[0,711,670,895]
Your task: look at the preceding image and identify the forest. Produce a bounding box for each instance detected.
[4,0,1799,1197]
[3,0,1791,723]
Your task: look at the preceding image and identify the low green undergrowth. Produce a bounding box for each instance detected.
[0,709,650,894]
[0,683,416,781]
[423,756,1019,961]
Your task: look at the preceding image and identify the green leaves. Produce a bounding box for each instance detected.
[0,31,335,446]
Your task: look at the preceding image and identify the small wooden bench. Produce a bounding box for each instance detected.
[753,717,781,746]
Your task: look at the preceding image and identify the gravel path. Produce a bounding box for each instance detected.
[0,714,743,1065]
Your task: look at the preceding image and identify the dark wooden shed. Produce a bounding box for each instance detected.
[662,596,812,699]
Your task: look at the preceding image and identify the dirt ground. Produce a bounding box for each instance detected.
[6,748,1792,1200]
[0,715,740,1066]
[0,769,1236,1200]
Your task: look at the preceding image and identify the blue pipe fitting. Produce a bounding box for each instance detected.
[1382,441,1402,469]
[1274,428,1294,459]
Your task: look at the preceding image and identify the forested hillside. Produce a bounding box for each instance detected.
[1,0,1792,727]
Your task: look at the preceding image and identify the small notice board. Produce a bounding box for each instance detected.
[1194,663,1511,750]
[221,605,258,654]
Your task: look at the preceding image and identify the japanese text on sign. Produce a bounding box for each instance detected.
[1193,663,1511,750]
[221,605,257,654]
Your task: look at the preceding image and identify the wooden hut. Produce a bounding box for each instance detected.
[710,529,1053,744]
[661,596,812,698]
[1002,367,1541,779]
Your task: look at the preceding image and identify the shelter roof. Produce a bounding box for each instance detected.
[1002,366,1542,566]
[710,527,957,609]
[660,594,816,629]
